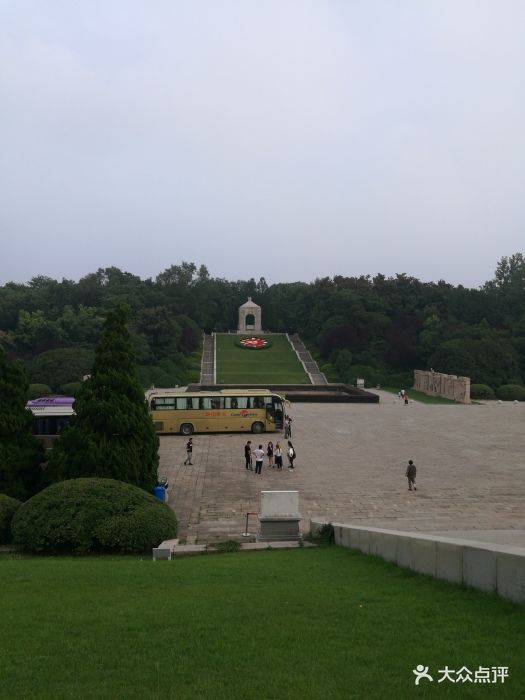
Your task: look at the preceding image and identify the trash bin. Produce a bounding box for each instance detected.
[153,485,166,502]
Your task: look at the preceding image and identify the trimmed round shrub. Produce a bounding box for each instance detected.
[0,494,22,544]
[59,382,82,396]
[28,383,52,399]
[12,478,177,554]
[496,384,525,401]
[470,384,495,400]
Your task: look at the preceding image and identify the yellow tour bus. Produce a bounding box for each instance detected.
[146,388,285,435]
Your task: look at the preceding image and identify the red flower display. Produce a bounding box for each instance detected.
[239,337,269,349]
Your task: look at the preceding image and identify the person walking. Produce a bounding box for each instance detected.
[284,416,290,439]
[267,441,274,468]
[406,460,417,491]
[254,444,265,475]
[287,416,293,437]
[245,440,252,470]
[404,393,409,406]
[184,438,193,465]
[287,441,296,470]
[274,442,283,470]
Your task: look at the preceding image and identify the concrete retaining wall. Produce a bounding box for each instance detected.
[311,520,525,603]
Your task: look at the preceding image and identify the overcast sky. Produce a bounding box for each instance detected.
[1,1,524,288]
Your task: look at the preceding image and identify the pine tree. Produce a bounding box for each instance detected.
[0,349,45,499]
[48,305,159,491]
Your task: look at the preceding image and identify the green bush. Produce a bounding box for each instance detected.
[59,382,82,396]
[470,383,495,400]
[496,384,525,401]
[0,494,22,544]
[12,478,178,554]
[28,383,52,399]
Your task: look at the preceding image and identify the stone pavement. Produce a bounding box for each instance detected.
[159,391,525,544]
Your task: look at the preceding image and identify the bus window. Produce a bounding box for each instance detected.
[237,397,248,409]
[210,397,224,409]
[176,398,187,410]
[199,397,212,410]
[155,397,175,410]
[224,397,238,409]
[250,397,264,409]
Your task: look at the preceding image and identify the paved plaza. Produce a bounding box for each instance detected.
[159,391,525,544]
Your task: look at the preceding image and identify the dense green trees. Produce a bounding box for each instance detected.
[0,350,45,499]
[47,306,159,491]
[0,254,524,391]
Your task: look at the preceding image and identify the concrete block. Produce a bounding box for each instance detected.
[412,538,436,576]
[496,552,525,603]
[396,536,413,569]
[257,517,301,542]
[349,527,361,550]
[340,526,352,548]
[260,491,299,517]
[333,525,344,546]
[436,541,463,584]
[463,546,497,593]
[357,529,370,554]
[369,531,385,557]
[380,533,398,563]
[152,547,171,560]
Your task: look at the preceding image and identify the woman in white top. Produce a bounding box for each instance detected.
[287,441,296,469]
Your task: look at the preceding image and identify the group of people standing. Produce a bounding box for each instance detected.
[245,439,296,474]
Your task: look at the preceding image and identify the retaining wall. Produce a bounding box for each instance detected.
[310,520,525,603]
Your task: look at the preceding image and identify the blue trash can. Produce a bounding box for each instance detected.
[153,486,166,502]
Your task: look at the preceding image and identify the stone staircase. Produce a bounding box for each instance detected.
[289,334,327,385]
[200,333,215,383]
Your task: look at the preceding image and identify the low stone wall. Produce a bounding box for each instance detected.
[414,370,470,403]
[310,520,525,603]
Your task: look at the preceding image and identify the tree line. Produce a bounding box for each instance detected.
[0,255,524,392]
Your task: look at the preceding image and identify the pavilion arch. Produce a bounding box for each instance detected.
[238,297,262,333]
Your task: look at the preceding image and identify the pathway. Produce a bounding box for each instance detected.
[159,392,525,544]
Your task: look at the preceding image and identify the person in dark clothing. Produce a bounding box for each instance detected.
[184,438,193,465]
[245,440,252,470]
[406,460,417,491]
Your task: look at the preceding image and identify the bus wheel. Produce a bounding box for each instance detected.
[251,421,264,434]
[180,423,194,436]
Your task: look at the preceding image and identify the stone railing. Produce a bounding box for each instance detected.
[310,520,525,603]
[414,370,470,403]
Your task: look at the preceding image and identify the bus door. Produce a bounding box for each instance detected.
[271,397,284,429]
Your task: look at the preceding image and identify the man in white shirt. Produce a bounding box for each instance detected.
[253,444,265,475]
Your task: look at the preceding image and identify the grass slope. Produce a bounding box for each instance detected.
[216,334,309,384]
[0,548,523,699]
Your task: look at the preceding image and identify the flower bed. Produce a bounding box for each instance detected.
[236,337,272,350]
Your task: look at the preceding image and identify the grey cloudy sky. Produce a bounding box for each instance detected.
[1,1,524,287]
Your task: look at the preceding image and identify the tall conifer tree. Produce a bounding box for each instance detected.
[0,349,45,499]
[48,305,159,490]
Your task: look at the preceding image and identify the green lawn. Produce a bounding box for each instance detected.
[216,334,309,384]
[1,547,523,699]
